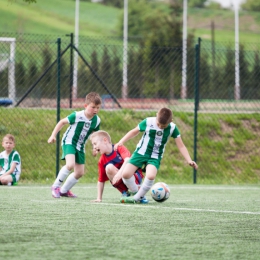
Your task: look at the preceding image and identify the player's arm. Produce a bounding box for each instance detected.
[175,137,198,169]
[91,181,105,202]
[47,118,68,143]
[0,162,17,177]
[114,127,140,150]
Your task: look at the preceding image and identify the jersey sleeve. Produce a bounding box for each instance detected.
[117,145,131,160]
[67,112,76,124]
[138,119,147,132]
[172,125,181,138]
[13,153,21,164]
[98,157,109,182]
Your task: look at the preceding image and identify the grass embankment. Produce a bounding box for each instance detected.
[0,0,259,45]
[0,108,260,184]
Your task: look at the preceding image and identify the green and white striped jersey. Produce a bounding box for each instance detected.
[61,110,101,153]
[135,117,180,159]
[0,150,21,180]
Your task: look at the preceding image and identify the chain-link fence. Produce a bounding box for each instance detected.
[0,33,259,184]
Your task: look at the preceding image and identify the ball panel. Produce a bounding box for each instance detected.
[150,182,170,203]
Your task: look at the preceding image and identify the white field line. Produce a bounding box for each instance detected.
[95,202,260,215]
[29,199,260,215]
[12,185,260,190]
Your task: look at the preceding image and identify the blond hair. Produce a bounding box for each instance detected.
[85,92,102,105]
[3,134,15,143]
[90,130,111,143]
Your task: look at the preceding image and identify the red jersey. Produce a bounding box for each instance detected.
[98,145,131,182]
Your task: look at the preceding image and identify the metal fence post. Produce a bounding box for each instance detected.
[56,38,61,177]
[193,38,201,184]
[66,33,74,108]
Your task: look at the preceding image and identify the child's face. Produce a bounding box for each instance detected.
[156,120,168,129]
[2,138,15,153]
[91,136,110,155]
[84,102,101,118]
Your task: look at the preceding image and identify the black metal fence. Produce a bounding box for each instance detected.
[0,33,259,184]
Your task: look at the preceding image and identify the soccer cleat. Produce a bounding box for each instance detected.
[51,186,60,198]
[121,191,131,197]
[120,196,136,204]
[139,197,149,204]
[60,190,77,198]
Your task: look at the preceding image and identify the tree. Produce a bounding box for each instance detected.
[188,0,207,8]
[241,0,260,12]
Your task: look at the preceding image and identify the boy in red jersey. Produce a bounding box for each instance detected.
[90,130,147,203]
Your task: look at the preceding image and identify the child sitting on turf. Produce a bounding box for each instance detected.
[0,134,21,186]
[114,107,198,204]
[90,130,147,203]
[48,92,101,198]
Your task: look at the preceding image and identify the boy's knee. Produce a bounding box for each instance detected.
[105,164,115,174]
[66,164,74,171]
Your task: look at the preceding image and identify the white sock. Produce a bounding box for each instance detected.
[60,173,78,193]
[122,175,138,193]
[53,166,71,187]
[134,177,154,201]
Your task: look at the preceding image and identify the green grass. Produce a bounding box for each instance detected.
[1,0,259,46]
[1,107,260,184]
[0,184,260,260]
[1,0,121,36]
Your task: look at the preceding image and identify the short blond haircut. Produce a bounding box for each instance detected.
[90,130,111,143]
[3,134,15,143]
[85,92,102,105]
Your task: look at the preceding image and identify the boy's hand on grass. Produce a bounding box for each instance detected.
[91,199,102,203]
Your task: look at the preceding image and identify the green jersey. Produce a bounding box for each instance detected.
[62,110,101,153]
[0,150,22,180]
[135,117,180,159]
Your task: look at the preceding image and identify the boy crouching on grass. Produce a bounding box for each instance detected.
[0,134,21,186]
[90,130,148,203]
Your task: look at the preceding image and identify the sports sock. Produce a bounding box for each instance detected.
[60,173,78,193]
[134,177,154,201]
[112,179,128,193]
[53,166,70,187]
[122,175,138,193]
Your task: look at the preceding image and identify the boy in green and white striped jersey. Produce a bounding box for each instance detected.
[0,134,21,186]
[48,92,102,198]
[114,107,198,204]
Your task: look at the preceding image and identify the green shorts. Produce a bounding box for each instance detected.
[61,145,85,164]
[129,152,161,170]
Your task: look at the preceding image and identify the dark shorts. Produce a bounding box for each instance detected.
[61,145,85,164]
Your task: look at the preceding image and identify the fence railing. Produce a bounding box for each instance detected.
[0,33,259,184]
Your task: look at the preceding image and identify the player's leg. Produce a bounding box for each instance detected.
[133,164,157,201]
[105,164,129,195]
[0,174,13,185]
[121,163,139,193]
[53,154,75,187]
[51,145,76,198]
[60,150,85,198]
[59,164,83,198]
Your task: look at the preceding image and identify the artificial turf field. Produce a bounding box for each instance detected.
[1,184,260,260]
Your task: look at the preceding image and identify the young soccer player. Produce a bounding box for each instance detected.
[114,107,198,204]
[0,134,21,186]
[48,92,101,198]
[90,130,147,203]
